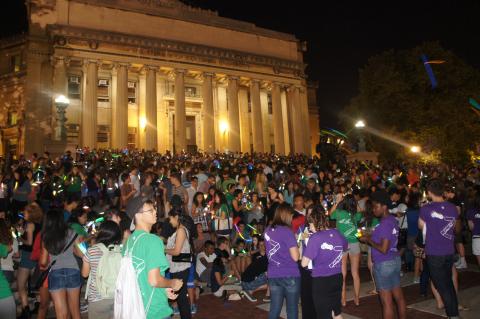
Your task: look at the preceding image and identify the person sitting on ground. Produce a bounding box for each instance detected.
[196,240,216,285]
[215,236,241,281]
[211,250,243,301]
[241,238,268,302]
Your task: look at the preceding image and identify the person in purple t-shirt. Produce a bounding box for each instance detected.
[301,206,347,319]
[467,192,480,266]
[418,179,459,319]
[359,191,406,319]
[265,203,300,319]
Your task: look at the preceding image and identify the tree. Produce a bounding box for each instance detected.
[342,42,480,164]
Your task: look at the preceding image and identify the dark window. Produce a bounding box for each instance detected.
[97,125,109,143]
[128,81,136,104]
[8,112,17,126]
[247,92,251,112]
[98,79,110,102]
[185,86,197,97]
[10,55,21,72]
[68,76,81,99]
[128,127,137,149]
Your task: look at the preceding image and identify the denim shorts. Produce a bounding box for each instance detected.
[19,250,37,270]
[48,268,82,292]
[348,242,361,255]
[373,257,401,291]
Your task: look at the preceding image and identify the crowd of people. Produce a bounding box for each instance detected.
[0,148,479,319]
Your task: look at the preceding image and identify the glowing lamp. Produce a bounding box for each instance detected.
[410,146,421,153]
[219,120,229,134]
[355,120,365,128]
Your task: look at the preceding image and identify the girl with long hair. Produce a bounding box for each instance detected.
[82,221,122,319]
[301,205,347,319]
[329,193,362,306]
[41,209,83,319]
[265,203,300,319]
[213,192,232,238]
[17,202,43,317]
[165,208,193,319]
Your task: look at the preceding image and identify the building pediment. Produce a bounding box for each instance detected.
[68,0,296,42]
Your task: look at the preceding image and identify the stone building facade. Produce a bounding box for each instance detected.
[0,0,320,157]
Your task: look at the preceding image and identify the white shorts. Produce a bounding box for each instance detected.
[472,237,480,256]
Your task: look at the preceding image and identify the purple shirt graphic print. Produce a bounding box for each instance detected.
[265,225,300,278]
[303,229,347,277]
[420,201,458,256]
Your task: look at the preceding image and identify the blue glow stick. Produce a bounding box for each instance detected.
[421,54,438,89]
[469,98,480,111]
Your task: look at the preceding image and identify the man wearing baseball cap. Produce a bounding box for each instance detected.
[124,196,183,318]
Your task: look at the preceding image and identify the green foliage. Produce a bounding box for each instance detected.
[343,42,480,164]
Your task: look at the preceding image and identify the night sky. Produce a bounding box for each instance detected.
[3,0,479,129]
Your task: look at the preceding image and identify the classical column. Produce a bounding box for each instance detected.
[227,76,241,153]
[112,63,129,149]
[271,82,285,155]
[82,60,98,149]
[260,90,271,153]
[249,79,264,152]
[174,69,186,153]
[238,88,251,153]
[286,86,303,154]
[145,66,158,150]
[52,56,68,141]
[292,86,304,154]
[300,87,311,155]
[202,72,215,153]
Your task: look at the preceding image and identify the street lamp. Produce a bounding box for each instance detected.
[355,120,366,128]
[410,145,421,153]
[54,95,70,141]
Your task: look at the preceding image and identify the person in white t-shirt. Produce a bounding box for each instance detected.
[196,241,216,284]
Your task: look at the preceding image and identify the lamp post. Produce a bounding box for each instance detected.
[355,120,366,128]
[410,145,421,153]
[354,120,366,152]
[54,95,70,141]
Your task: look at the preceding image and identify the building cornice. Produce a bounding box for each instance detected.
[0,34,27,50]
[69,0,298,42]
[47,25,306,78]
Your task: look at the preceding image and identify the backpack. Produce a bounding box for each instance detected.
[114,233,154,319]
[89,243,122,299]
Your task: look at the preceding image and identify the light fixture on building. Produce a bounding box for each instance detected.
[55,95,70,105]
[355,120,366,128]
[140,117,147,131]
[410,145,421,153]
[219,120,229,134]
[54,95,70,141]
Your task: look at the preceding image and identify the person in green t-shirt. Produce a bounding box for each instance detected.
[329,194,362,307]
[0,236,15,318]
[124,197,183,319]
[68,208,89,239]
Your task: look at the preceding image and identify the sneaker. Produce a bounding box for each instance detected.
[263,296,271,302]
[172,307,180,315]
[80,303,88,313]
[228,293,242,301]
[191,304,198,314]
[413,277,420,284]
[242,290,257,302]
